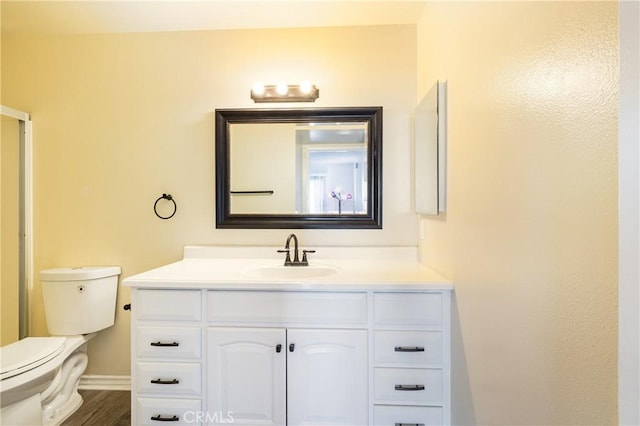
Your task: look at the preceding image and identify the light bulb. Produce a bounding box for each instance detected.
[276,83,288,95]
[252,82,265,95]
[299,81,313,94]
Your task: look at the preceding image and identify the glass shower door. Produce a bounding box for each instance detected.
[1,106,32,344]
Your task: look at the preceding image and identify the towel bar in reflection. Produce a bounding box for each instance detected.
[230,190,274,195]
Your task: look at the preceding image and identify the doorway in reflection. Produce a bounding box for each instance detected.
[296,123,367,214]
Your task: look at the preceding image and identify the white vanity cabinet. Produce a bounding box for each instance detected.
[125,251,452,426]
[372,292,450,426]
[205,290,368,425]
[131,289,203,426]
[207,327,368,425]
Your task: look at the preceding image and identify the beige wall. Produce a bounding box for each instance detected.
[417,2,618,425]
[1,25,417,375]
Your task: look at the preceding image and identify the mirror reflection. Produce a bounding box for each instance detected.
[215,107,382,229]
[229,122,368,215]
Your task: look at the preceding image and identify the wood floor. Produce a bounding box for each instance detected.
[62,390,130,426]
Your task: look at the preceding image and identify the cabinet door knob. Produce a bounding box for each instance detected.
[150,415,179,422]
[276,344,282,353]
[289,343,295,352]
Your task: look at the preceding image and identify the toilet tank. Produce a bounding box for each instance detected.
[40,266,121,335]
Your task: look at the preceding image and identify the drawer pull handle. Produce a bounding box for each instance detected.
[150,341,179,347]
[276,344,282,353]
[395,384,425,391]
[150,415,179,422]
[395,423,425,426]
[150,378,180,385]
[394,346,425,352]
[289,343,295,352]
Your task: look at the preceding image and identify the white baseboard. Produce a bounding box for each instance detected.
[79,375,130,391]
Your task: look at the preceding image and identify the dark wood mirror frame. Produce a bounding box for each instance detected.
[215,107,382,229]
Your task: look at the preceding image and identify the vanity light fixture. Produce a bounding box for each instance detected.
[250,82,319,103]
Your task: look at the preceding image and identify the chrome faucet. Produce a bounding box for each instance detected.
[278,233,315,266]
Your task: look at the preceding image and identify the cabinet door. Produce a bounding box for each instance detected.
[287,329,368,425]
[207,327,286,426]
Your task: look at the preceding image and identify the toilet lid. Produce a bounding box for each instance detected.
[0,337,66,380]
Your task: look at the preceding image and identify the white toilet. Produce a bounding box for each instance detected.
[0,266,120,426]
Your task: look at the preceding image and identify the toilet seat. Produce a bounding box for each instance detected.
[0,337,66,381]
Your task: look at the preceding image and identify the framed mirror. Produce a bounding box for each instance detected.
[215,107,382,229]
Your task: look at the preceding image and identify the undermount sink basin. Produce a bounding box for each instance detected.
[244,265,339,280]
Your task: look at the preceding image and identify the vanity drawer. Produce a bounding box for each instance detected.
[207,291,367,325]
[374,368,443,405]
[373,405,443,426]
[136,362,201,395]
[374,331,442,365]
[137,326,201,359]
[136,290,201,322]
[374,293,443,327]
[136,397,201,425]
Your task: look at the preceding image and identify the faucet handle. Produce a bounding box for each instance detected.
[301,249,316,266]
[277,249,292,265]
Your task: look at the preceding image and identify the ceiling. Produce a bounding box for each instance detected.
[1,1,427,35]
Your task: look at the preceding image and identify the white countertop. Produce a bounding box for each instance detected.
[123,246,452,291]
